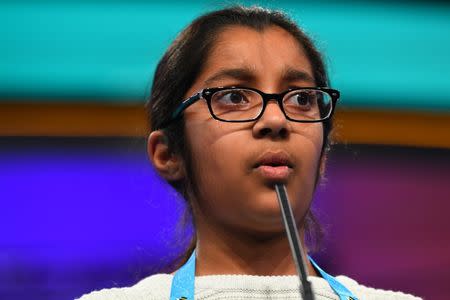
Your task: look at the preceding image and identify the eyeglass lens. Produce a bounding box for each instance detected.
[210,88,332,121]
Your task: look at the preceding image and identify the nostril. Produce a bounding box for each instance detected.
[257,127,288,138]
[259,128,271,137]
[279,127,288,138]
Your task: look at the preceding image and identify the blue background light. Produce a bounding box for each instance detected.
[1,1,450,110]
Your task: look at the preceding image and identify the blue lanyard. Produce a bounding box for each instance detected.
[170,250,358,300]
[308,255,358,300]
[169,251,196,300]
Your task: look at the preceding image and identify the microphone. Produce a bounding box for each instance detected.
[275,183,315,300]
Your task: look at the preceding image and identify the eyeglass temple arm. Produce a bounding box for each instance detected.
[171,93,202,119]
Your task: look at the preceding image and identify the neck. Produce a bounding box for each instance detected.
[194,216,318,277]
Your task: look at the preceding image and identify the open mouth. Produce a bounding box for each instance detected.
[254,151,293,168]
[257,161,292,168]
[253,152,294,182]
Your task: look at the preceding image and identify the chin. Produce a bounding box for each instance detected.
[238,220,288,240]
[246,184,310,226]
[239,194,295,231]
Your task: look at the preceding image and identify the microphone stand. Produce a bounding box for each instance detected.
[275,183,315,300]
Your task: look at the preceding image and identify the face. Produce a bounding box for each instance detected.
[182,25,324,236]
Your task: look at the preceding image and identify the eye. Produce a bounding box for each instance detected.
[285,91,316,110]
[296,93,309,106]
[214,90,250,106]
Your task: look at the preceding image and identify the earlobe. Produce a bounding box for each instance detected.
[147,130,185,181]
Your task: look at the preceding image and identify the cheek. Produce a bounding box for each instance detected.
[185,123,251,222]
[182,103,243,205]
[291,124,324,189]
[296,123,323,151]
[187,122,247,182]
[297,124,323,164]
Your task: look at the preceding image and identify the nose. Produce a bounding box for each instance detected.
[253,100,289,139]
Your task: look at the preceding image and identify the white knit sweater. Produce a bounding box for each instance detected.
[77,273,422,300]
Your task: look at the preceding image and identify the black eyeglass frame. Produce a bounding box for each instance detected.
[166,86,340,127]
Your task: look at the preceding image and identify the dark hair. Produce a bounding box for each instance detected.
[146,5,332,270]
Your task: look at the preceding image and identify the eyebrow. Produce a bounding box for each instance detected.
[204,67,255,86]
[204,66,315,87]
[282,67,315,84]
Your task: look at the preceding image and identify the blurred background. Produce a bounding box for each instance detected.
[1,0,449,299]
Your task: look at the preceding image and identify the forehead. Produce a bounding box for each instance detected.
[194,25,314,89]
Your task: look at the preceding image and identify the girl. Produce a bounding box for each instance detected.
[79,6,421,300]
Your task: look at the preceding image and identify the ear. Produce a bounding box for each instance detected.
[147,130,185,181]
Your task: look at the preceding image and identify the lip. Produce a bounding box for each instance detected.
[253,151,294,182]
[253,151,294,169]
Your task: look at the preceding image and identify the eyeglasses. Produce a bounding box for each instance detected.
[166,86,340,126]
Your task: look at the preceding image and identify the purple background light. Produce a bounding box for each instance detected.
[1,137,449,300]
[1,138,191,300]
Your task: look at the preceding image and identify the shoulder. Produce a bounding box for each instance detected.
[336,275,423,300]
[75,273,173,300]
